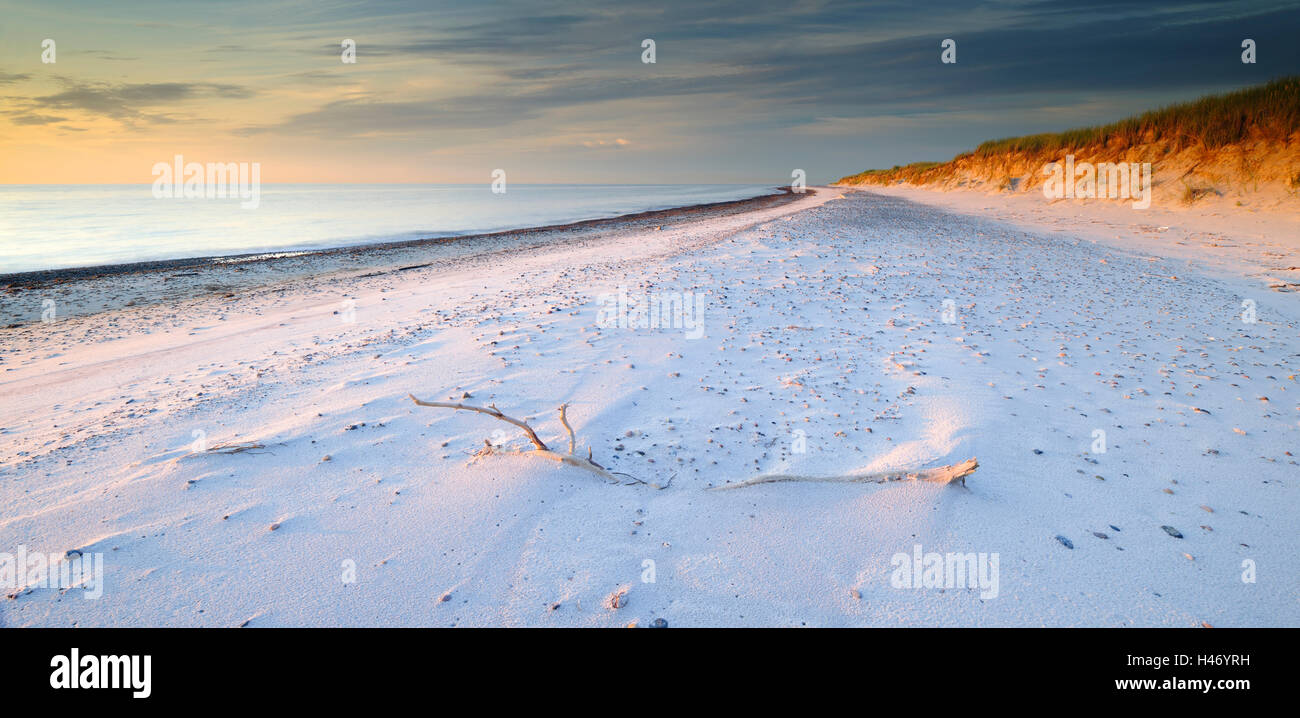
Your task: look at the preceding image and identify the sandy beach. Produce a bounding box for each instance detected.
[1,186,1297,627]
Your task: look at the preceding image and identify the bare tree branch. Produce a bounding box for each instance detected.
[711,457,978,490]
[409,394,641,485]
[558,403,576,455]
[408,394,548,451]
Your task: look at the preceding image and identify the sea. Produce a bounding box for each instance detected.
[0,183,777,274]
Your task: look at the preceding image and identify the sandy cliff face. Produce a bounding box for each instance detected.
[838,133,1300,211]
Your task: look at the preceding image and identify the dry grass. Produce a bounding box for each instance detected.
[970,77,1299,157]
[838,161,941,186]
[1182,184,1218,204]
[837,77,1300,187]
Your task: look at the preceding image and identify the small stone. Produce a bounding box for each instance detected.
[1055,535,1074,549]
[850,589,862,600]
[650,617,668,628]
[1161,525,1183,539]
[1092,532,1108,539]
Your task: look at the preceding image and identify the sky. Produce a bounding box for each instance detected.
[1,0,1298,184]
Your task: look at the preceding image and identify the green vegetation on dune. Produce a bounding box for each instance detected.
[837,161,941,185]
[973,77,1299,155]
[837,77,1300,185]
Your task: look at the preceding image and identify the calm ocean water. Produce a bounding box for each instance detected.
[0,184,777,274]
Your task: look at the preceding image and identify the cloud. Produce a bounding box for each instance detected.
[3,0,1298,182]
[250,0,1298,145]
[581,138,630,148]
[81,50,140,61]
[12,79,256,127]
[8,113,69,125]
[233,94,541,138]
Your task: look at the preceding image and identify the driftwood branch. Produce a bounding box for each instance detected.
[409,394,650,485]
[208,441,266,454]
[407,395,548,451]
[711,457,978,491]
[179,441,269,460]
[558,403,576,455]
[408,393,969,493]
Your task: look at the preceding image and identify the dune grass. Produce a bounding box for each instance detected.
[838,161,941,185]
[972,77,1299,156]
[838,77,1300,185]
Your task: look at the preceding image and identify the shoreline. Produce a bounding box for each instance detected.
[1,187,790,286]
[0,186,799,325]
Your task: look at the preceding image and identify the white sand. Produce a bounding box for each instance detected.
[1,187,1296,627]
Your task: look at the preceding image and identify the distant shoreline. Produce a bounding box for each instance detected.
[0,187,791,288]
[1,187,804,325]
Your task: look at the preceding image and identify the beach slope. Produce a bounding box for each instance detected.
[1,188,1296,626]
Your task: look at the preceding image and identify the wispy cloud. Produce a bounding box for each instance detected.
[8,113,69,125]
[1,0,1297,182]
[9,79,257,127]
[581,138,630,148]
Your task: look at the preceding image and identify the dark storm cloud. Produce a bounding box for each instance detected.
[246,0,1299,140]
